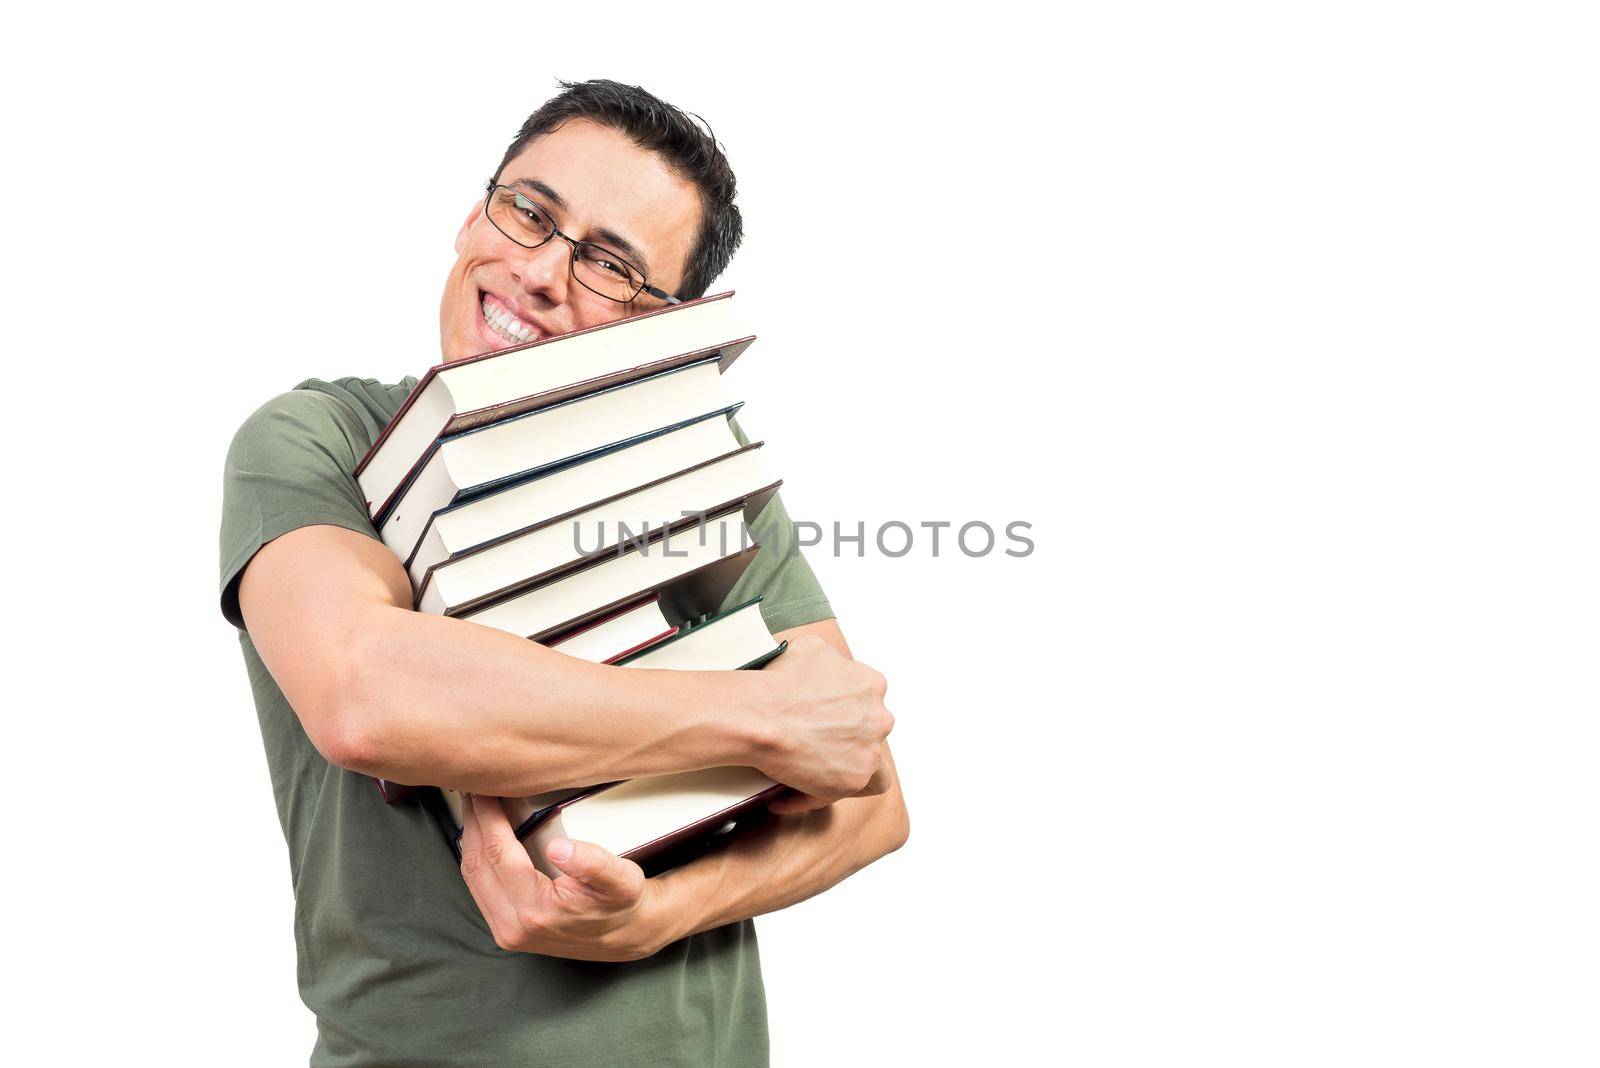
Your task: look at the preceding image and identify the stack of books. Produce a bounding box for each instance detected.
[356,293,791,875]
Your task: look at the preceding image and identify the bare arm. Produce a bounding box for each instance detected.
[645,619,910,943]
[646,750,907,945]
[238,525,891,801]
[458,618,909,961]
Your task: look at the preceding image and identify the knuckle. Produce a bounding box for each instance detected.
[483,838,508,866]
[606,870,638,901]
[459,852,481,879]
[513,907,546,937]
[615,936,653,962]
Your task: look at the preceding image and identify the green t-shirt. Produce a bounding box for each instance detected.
[218,376,833,1067]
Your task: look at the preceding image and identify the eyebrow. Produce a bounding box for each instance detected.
[505,177,653,278]
[588,226,651,279]
[507,177,567,211]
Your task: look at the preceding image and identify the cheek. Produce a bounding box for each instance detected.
[456,206,491,254]
[449,242,495,302]
[441,264,484,339]
[453,224,497,278]
[572,300,631,332]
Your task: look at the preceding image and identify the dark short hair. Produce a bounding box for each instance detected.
[494,79,743,300]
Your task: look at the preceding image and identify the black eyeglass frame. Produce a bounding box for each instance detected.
[481,180,682,306]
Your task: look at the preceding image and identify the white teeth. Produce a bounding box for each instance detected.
[481,296,537,343]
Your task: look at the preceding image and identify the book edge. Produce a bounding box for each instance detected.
[355,290,735,478]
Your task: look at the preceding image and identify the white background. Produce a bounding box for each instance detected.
[4,2,1597,1065]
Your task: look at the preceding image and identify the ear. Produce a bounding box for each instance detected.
[454,198,484,256]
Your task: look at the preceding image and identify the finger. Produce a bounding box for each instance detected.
[545,837,645,906]
[474,795,563,941]
[458,795,518,936]
[471,794,543,895]
[459,792,485,876]
[768,791,834,816]
[855,765,893,798]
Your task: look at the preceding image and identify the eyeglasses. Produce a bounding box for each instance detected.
[481,181,681,305]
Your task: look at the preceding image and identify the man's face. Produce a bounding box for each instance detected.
[439,119,702,362]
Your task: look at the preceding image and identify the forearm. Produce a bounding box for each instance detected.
[339,605,773,797]
[645,744,909,947]
[242,528,889,813]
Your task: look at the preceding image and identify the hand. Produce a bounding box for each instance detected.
[755,634,895,809]
[766,750,895,815]
[458,793,671,961]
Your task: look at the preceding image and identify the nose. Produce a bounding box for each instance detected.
[509,234,573,307]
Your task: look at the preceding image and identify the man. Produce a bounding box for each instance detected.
[219,79,908,1066]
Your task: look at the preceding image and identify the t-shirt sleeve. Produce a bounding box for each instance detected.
[717,416,834,633]
[218,389,380,629]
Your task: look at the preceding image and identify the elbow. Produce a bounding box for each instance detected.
[313,705,388,774]
[889,803,911,854]
[305,638,394,775]
[881,792,911,856]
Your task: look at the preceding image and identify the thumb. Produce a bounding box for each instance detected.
[545,837,645,905]
[768,790,834,816]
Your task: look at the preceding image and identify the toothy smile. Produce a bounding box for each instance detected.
[481,293,543,345]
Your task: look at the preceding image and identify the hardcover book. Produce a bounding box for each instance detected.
[431,599,789,873]
[546,597,678,665]
[404,409,744,587]
[520,767,785,877]
[415,447,777,616]
[363,297,802,876]
[457,509,759,641]
[377,358,733,562]
[356,291,750,522]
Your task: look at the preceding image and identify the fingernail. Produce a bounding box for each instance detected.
[547,837,573,863]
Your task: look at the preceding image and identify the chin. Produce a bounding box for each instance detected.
[441,326,483,363]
